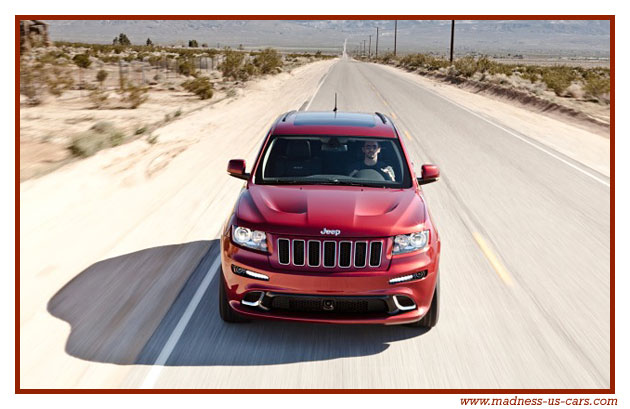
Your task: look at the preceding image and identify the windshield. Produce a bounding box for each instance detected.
[254,135,412,188]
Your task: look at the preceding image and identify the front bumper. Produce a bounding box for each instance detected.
[220,236,440,325]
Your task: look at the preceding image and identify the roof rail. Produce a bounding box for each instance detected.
[374,112,387,124]
[281,110,296,122]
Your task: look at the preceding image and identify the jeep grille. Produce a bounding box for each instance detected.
[276,238,383,269]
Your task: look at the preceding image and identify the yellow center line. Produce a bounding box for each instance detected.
[403,129,412,140]
[472,232,514,287]
[390,111,398,120]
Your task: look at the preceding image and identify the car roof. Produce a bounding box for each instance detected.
[272,111,399,138]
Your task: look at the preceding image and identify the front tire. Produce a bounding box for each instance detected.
[219,272,250,323]
[408,276,439,329]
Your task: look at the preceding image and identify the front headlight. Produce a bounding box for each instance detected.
[232,226,268,252]
[393,230,430,255]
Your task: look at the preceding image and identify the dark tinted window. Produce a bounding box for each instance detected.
[255,135,412,189]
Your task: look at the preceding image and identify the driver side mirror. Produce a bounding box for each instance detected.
[227,159,250,181]
[417,164,439,185]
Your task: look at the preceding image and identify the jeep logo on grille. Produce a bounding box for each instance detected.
[320,228,341,236]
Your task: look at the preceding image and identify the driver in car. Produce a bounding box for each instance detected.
[348,141,396,181]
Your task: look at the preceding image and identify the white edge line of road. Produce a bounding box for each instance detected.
[140,256,222,389]
[304,59,337,111]
[140,64,337,388]
[387,65,611,188]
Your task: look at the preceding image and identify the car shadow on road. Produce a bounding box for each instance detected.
[48,239,427,367]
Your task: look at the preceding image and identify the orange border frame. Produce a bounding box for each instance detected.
[15,14,615,394]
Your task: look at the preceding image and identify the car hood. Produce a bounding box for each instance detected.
[236,184,426,238]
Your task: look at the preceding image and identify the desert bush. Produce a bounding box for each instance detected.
[182,77,214,99]
[454,56,477,77]
[177,56,197,77]
[21,58,74,102]
[520,71,539,83]
[135,125,148,135]
[583,71,610,100]
[148,55,162,66]
[425,55,449,71]
[96,69,108,85]
[400,53,426,69]
[100,55,120,64]
[541,66,576,96]
[69,121,125,157]
[37,51,69,65]
[253,48,283,74]
[121,83,149,108]
[72,53,92,69]
[219,49,245,80]
[378,52,397,64]
[88,87,109,108]
[45,66,75,96]
[20,59,45,105]
[238,62,258,80]
[475,56,493,73]
[487,62,514,76]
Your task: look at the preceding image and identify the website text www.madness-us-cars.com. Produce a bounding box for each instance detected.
[461,397,617,406]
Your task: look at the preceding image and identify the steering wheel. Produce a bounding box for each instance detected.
[353,168,386,181]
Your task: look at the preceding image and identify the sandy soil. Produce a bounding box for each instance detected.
[19,58,337,388]
[19,54,318,181]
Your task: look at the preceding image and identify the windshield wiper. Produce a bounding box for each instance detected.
[318,178,386,187]
[262,179,324,185]
[262,178,389,188]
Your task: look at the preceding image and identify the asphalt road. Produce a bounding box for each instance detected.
[127,58,610,389]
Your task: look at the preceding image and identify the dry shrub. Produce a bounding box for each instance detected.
[45,66,75,96]
[177,57,197,77]
[253,48,282,74]
[88,87,109,108]
[583,73,610,101]
[541,66,576,96]
[120,83,149,108]
[219,49,245,80]
[96,69,108,85]
[454,56,477,77]
[69,121,125,157]
[182,77,214,99]
[20,59,45,105]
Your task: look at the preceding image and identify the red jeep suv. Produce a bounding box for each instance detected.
[220,111,441,328]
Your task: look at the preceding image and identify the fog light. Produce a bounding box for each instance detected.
[231,265,269,281]
[389,270,428,284]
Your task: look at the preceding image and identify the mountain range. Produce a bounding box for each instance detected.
[45,19,611,57]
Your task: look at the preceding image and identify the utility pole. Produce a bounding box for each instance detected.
[363,40,366,56]
[450,20,455,64]
[368,35,372,57]
[394,20,398,56]
[375,26,379,58]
